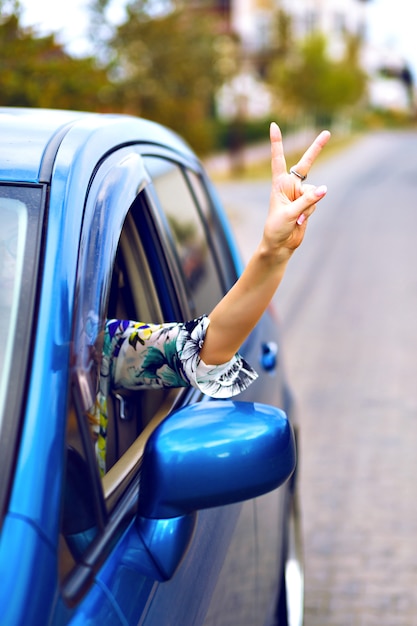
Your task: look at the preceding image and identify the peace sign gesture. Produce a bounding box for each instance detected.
[263,122,331,260]
[202,122,330,367]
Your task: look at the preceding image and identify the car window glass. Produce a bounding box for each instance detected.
[185,169,221,254]
[185,170,236,289]
[0,185,44,523]
[144,158,224,318]
[0,197,27,408]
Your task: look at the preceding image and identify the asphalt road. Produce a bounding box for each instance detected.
[214,128,417,626]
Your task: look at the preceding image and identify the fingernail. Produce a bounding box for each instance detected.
[314,185,327,197]
[297,213,306,225]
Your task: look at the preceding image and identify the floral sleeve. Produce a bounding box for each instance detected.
[93,315,258,475]
[104,315,258,397]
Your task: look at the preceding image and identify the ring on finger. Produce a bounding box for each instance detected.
[290,167,307,181]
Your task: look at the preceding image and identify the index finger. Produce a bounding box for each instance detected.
[292,130,331,179]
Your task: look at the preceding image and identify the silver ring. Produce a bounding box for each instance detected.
[290,167,307,181]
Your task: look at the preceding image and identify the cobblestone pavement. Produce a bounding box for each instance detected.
[281,130,417,626]
[214,129,417,626]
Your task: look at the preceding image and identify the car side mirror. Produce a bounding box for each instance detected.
[138,400,296,520]
[132,400,296,581]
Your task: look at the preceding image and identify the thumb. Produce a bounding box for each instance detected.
[294,184,328,224]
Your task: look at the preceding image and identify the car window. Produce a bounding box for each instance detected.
[144,158,225,318]
[60,149,153,588]
[60,176,188,588]
[0,197,27,412]
[60,151,226,597]
[0,184,44,522]
[104,197,183,474]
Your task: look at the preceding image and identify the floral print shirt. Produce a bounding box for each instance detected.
[92,315,258,474]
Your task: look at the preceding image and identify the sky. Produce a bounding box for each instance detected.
[17,0,417,79]
[366,0,417,77]
[19,0,126,56]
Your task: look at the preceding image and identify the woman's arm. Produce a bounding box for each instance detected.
[200,122,330,365]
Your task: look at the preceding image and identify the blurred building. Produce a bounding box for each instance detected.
[230,0,368,55]
[363,42,414,112]
[212,0,414,117]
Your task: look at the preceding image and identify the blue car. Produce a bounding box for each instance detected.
[0,108,303,626]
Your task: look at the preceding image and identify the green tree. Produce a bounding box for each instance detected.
[0,2,110,111]
[267,31,367,125]
[94,0,233,152]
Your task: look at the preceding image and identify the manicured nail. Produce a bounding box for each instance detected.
[297,213,306,225]
[314,185,327,197]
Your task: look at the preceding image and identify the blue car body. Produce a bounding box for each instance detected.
[0,108,302,626]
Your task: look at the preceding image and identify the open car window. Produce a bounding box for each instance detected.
[60,152,187,587]
[60,150,230,595]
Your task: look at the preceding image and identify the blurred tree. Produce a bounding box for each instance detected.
[0,1,110,110]
[267,31,367,126]
[91,0,235,152]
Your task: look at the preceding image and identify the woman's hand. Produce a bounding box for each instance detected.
[202,122,330,366]
[261,122,331,261]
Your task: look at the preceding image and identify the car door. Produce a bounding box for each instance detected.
[56,141,293,626]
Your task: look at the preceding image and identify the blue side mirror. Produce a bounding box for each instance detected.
[138,400,296,519]
[131,400,296,580]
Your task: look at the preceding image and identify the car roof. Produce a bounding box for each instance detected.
[0,107,196,184]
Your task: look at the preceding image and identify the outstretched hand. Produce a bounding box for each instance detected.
[262,122,331,261]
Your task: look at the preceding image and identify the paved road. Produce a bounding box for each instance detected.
[214,129,417,626]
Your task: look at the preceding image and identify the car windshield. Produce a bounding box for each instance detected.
[0,185,43,435]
